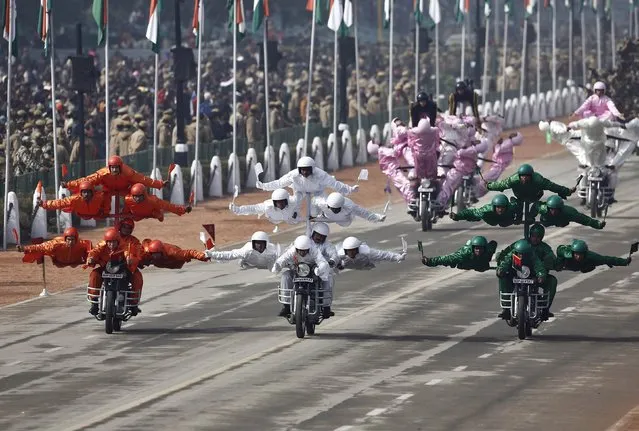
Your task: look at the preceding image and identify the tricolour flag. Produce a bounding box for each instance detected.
[192,0,201,47]
[383,0,391,28]
[146,0,162,53]
[604,0,611,17]
[545,0,554,7]
[306,0,325,25]
[454,0,470,22]
[429,0,441,24]
[327,0,343,32]
[343,0,353,27]
[591,0,597,12]
[414,0,424,25]
[37,0,50,57]
[92,0,107,47]
[227,0,246,40]
[484,0,491,16]
[252,0,269,32]
[2,0,17,57]
[504,0,514,15]
[525,0,537,17]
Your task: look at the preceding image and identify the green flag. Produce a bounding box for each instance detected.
[92,0,107,47]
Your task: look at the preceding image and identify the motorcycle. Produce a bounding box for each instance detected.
[579,165,613,218]
[278,262,330,338]
[499,255,549,340]
[88,257,137,334]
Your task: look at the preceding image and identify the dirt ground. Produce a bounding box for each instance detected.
[0,119,568,306]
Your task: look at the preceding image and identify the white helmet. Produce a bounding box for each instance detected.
[593,81,606,91]
[342,236,362,250]
[271,189,289,201]
[297,156,315,168]
[251,231,269,243]
[326,192,345,209]
[312,222,330,237]
[294,235,312,250]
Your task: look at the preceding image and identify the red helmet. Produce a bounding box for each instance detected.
[119,218,135,229]
[108,155,123,167]
[104,228,120,241]
[79,181,94,192]
[148,240,164,253]
[130,183,147,196]
[63,227,79,240]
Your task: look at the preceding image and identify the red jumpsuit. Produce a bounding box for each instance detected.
[41,191,111,219]
[124,195,188,221]
[22,237,92,267]
[67,164,163,195]
[87,240,143,305]
[140,239,208,269]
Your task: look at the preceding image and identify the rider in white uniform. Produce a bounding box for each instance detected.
[205,231,278,270]
[229,188,302,225]
[337,236,407,270]
[313,192,386,226]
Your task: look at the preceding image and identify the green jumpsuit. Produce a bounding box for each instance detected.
[536,202,605,229]
[497,249,557,309]
[454,202,519,227]
[426,242,497,272]
[555,245,630,272]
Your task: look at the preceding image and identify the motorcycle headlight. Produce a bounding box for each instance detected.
[297,263,311,277]
[590,167,602,178]
[107,264,121,274]
[421,179,431,188]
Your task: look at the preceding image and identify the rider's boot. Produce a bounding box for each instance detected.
[89,303,99,316]
[498,308,511,320]
[322,306,335,319]
[278,304,291,317]
[129,306,141,316]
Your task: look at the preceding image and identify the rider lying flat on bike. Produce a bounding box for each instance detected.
[450,194,519,227]
[555,240,631,272]
[534,195,605,229]
[422,236,497,272]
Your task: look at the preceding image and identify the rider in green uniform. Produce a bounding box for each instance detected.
[422,236,497,272]
[555,240,631,272]
[496,239,557,320]
[535,195,605,229]
[497,223,556,270]
[450,194,518,227]
[486,164,576,221]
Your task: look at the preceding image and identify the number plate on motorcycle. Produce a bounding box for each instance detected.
[513,278,535,284]
[102,272,125,279]
[418,187,434,192]
[293,277,314,283]
[589,177,603,181]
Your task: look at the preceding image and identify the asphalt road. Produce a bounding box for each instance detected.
[1,153,639,431]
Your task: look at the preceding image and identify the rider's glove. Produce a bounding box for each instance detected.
[536,277,546,284]
[597,221,606,229]
[627,257,632,265]
[421,257,430,266]
[328,260,336,268]
[488,240,498,249]
[377,214,387,222]
[449,212,457,220]
[397,252,407,262]
[255,180,264,189]
[229,202,238,213]
[271,263,281,273]
[350,184,360,193]
[496,268,505,278]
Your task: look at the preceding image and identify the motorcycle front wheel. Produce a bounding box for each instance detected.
[295,293,307,339]
[589,186,598,219]
[517,294,527,340]
[105,290,116,334]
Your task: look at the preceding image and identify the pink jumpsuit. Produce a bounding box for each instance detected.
[436,138,487,206]
[407,119,439,179]
[573,95,622,121]
[475,132,523,197]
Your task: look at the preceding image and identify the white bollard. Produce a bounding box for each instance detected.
[505,99,515,129]
[539,93,548,121]
[279,143,291,177]
[312,136,325,170]
[382,122,391,145]
[31,185,48,240]
[483,101,493,116]
[208,156,223,198]
[370,124,381,145]
[296,138,305,161]
[5,191,21,245]
[340,125,354,167]
[170,163,186,205]
[520,96,531,126]
[57,185,72,230]
[561,88,571,116]
[553,89,564,117]
[245,148,258,189]
[190,160,204,203]
[493,100,502,117]
[150,168,163,199]
[80,217,97,228]
[530,94,539,122]
[326,133,340,172]
[546,90,556,118]
[513,98,522,127]
[227,152,241,195]
[355,128,368,165]
[263,145,276,182]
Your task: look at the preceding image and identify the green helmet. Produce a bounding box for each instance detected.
[529,223,545,239]
[517,164,534,176]
[513,239,533,255]
[491,194,509,208]
[546,195,564,209]
[470,236,488,247]
[571,239,589,253]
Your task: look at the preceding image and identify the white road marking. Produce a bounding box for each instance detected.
[596,288,610,294]
[582,296,594,302]
[478,353,492,359]
[184,301,199,308]
[241,282,254,287]
[334,426,353,431]
[366,408,387,416]
[378,239,390,244]
[453,365,468,372]
[6,360,22,366]
[148,313,168,317]
[45,347,62,353]
[396,393,413,401]
[425,379,442,386]
[83,335,98,340]
[561,306,576,312]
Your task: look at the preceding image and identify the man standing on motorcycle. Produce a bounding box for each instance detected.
[229,189,302,225]
[312,192,386,226]
[535,195,605,229]
[450,194,519,227]
[448,81,480,125]
[37,181,111,219]
[486,164,576,222]
[496,223,556,271]
[140,239,209,269]
[123,183,192,222]
[422,236,497,271]
[572,81,625,121]
[338,236,406,270]
[205,231,278,270]
[496,239,556,320]
[17,227,91,267]
[410,92,440,127]
[86,228,143,316]
[555,240,631,272]
[272,235,332,318]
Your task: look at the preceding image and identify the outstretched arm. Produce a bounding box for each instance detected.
[230,202,266,216]
[258,171,295,191]
[369,247,406,262]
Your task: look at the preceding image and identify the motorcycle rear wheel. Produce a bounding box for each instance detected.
[295,293,306,339]
[113,318,122,332]
[306,321,316,335]
[421,201,431,231]
[105,290,116,335]
[517,294,527,340]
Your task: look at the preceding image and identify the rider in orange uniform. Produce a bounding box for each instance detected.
[123,183,192,221]
[116,217,144,257]
[38,181,111,219]
[17,227,92,267]
[63,155,166,195]
[140,239,209,269]
[86,228,144,316]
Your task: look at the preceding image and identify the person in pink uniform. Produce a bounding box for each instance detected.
[407,118,439,179]
[572,81,625,121]
[435,118,487,208]
[475,132,524,197]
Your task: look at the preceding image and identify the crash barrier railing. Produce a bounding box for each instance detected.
[3,80,584,236]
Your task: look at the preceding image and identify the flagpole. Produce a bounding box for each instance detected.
[520,16,528,100]
[354,0,362,133]
[388,0,394,128]
[414,14,419,100]
[263,17,272,161]
[482,7,490,99]
[435,20,439,101]
[333,22,338,153]
[581,6,586,83]
[461,17,466,79]
[500,8,508,112]
[194,0,203,205]
[3,1,14,251]
[635,7,638,39]
[568,3,573,82]
[49,7,61,234]
[105,0,110,162]
[304,3,317,155]
[611,8,616,69]
[631,5,634,39]
[152,53,159,179]
[596,2,602,70]
[552,2,557,93]
[536,2,541,98]
[232,0,238,174]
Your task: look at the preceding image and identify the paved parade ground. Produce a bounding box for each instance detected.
[1,150,639,431]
